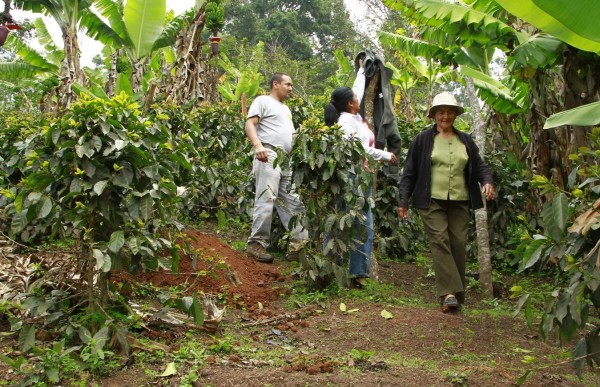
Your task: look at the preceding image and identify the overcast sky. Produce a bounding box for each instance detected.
[3,0,374,66]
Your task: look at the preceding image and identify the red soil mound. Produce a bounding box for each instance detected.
[135,230,285,307]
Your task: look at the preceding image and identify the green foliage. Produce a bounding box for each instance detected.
[289,117,371,288]
[123,0,166,59]
[496,0,600,54]
[514,128,600,364]
[544,101,600,129]
[484,147,535,270]
[0,110,40,200]
[0,340,82,385]
[349,348,375,362]
[373,119,427,260]
[152,102,254,222]
[224,0,359,61]
[217,41,264,101]
[4,93,186,272]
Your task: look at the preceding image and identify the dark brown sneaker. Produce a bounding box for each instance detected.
[246,243,273,263]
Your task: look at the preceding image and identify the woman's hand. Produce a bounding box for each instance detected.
[389,153,398,165]
[482,183,495,200]
[397,207,408,220]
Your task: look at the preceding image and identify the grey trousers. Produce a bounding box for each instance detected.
[247,149,308,253]
[419,199,470,303]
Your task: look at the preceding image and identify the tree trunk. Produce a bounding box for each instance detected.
[56,29,85,110]
[561,47,594,175]
[131,60,145,94]
[526,71,566,209]
[167,4,220,106]
[105,49,120,98]
[363,71,380,281]
[465,77,494,298]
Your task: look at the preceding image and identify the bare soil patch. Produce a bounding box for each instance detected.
[117,230,287,307]
[1,228,598,386]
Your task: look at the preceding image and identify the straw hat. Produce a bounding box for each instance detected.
[427,92,464,118]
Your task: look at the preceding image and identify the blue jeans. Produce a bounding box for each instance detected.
[247,149,308,252]
[323,183,373,278]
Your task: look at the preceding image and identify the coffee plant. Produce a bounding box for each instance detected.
[513,127,600,369]
[149,102,255,222]
[289,117,372,288]
[0,92,206,345]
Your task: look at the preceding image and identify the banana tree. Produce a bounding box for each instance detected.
[167,0,222,106]
[381,0,593,189]
[216,42,264,102]
[12,0,99,108]
[88,0,185,96]
[0,18,61,110]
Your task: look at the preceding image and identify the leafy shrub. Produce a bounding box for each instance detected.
[152,102,255,222]
[1,92,198,341]
[290,117,371,288]
[0,111,42,207]
[5,93,187,268]
[372,118,428,261]
[514,128,600,368]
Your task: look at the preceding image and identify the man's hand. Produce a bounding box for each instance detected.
[254,145,268,162]
[245,116,268,162]
[397,207,408,220]
[482,183,495,201]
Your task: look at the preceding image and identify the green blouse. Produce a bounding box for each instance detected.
[431,134,469,201]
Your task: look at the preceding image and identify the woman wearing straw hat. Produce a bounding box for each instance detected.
[397,92,495,312]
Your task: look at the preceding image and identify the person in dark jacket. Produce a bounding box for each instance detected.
[354,50,402,183]
[397,92,495,313]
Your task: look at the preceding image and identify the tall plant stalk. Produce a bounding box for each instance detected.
[466,77,493,298]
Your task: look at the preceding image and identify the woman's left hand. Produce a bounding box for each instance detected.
[389,153,397,165]
[482,184,495,201]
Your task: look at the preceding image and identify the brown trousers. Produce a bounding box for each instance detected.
[419,199,470,304]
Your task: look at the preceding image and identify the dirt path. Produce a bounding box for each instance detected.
[1,230,597,386]
[101,231,597,386]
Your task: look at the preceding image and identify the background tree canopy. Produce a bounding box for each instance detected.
[223,0,362,61]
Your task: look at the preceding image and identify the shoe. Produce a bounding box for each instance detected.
[351,277,368,288]
[441,295,459,313]
[246,243,273,263]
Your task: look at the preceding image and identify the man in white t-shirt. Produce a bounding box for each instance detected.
[244,73,308,263]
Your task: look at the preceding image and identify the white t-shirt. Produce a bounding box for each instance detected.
[248,95,295,154]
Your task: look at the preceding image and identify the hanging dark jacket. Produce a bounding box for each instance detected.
[398,125,494,210]
[354,50,402,183]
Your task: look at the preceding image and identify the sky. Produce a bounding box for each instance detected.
[3,0,374,66]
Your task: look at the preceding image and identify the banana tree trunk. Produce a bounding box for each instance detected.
[167,4,220,106]
[56,29,85,110]
[131,60,145,94]
[562,47,594,163]
[466,77,494,298]
[527,72,566,205]
[105,49,120,98]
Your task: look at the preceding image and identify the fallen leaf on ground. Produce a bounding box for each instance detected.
[381,309,393,319]
[160,362,177,377]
